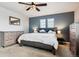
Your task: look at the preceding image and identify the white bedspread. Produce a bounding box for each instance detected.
[18,33,58,50]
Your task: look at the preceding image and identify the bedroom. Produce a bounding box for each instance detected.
[0,2,79,57]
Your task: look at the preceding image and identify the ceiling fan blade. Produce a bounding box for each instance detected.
[36,7,40,11]
[36,3,47,6]
[32,2,35,5]
[18,2,32,5]
[26,7,31,11]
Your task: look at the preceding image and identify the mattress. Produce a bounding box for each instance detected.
[18,33,58,50]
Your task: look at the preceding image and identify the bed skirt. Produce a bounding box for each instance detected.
[19,40,56,55]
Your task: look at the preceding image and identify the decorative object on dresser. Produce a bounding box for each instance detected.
[9,16,20,25]
[0,31,24,47]
[70,22,79,56]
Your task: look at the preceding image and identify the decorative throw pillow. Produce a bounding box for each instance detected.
[48,30,55,33]
[39,29,46,33]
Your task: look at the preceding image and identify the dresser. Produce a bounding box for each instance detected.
[0,31,24,47]
[70,22,79,56]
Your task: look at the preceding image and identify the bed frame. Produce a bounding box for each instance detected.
[19,40,56,55]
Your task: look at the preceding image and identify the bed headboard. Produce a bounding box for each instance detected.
[38,27,57,33]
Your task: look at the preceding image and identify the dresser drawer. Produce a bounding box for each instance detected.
[4,40,15,46]
[70,46,76,55]
[4,33,17,41]
[4,33,9,39]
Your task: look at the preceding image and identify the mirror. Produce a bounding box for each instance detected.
[9,16,20,25]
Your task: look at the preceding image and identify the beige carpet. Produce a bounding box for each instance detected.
[0,44,73,57]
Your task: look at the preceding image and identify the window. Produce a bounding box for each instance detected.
[47,18,54,28]
[40,18,54,28]
[40,19,46,28]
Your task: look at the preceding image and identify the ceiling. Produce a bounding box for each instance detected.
[0,2,79,17]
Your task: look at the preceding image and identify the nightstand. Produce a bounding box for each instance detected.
[56,30,65,44]
[57,38,65,44]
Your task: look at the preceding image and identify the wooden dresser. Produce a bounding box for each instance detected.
[70,22,79,56]
[0,31,24,47]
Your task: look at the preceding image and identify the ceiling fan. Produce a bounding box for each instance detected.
[18,2,47,11]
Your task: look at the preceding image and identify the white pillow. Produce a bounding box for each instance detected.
[48,30,55,33]
[39,29,46,33]
[34,31,38,33]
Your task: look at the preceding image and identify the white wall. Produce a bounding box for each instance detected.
[0,7,29,33]
[74,8,79,22]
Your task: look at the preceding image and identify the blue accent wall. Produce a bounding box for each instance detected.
[29,12,74,41]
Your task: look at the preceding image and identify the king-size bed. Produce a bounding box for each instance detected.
[17,30,58,55]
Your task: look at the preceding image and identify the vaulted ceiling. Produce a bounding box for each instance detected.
[0,2,79,17]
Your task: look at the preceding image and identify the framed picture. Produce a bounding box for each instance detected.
[9,16,20,25]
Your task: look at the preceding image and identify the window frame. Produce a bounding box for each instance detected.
[47,18,55,28]
[40,19,46,28]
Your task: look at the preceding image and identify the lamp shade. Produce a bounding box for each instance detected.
[57,30,61,34]
[33,27,38,33]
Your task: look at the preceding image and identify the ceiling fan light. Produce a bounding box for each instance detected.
[32,5,36,9]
